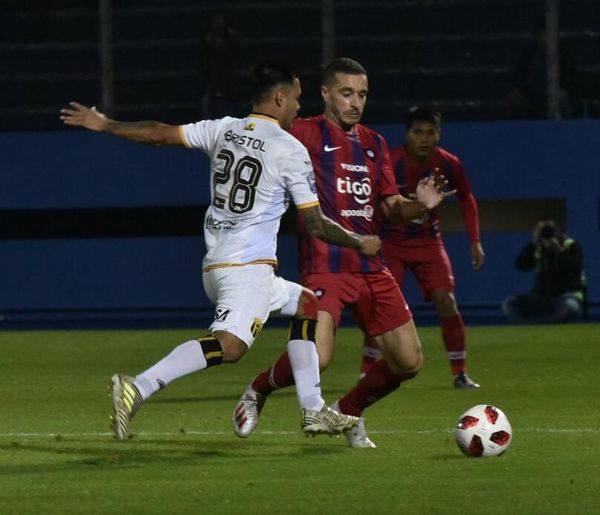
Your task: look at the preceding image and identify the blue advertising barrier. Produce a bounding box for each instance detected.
[1,120,598,326]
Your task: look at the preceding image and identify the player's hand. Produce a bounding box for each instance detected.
[431,167,449,191]
[358,235,381,257]
[471,242,485,270]
[60,102,109,132]
[416,175,456,210]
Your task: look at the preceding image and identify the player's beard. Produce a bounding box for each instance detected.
[341,109,362,128]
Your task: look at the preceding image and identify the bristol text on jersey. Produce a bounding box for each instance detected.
[224,130,266,152]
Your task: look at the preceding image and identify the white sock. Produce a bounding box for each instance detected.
[133,340,207,400]
[287,339,325,411]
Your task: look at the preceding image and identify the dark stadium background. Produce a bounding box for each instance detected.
[1,0,598,327]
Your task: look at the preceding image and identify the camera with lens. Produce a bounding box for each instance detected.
[538,223,556,240]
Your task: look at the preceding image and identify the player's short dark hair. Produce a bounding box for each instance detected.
[405,105,442,130]
[247,62,299,104]
[323,57,367,85]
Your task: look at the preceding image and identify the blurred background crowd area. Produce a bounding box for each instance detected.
[1,0,599,132]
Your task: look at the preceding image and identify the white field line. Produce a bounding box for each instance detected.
[0,427,598,438]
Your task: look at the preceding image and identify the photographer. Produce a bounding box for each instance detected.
[502,219,585,324]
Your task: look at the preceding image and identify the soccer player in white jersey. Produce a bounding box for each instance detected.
[60,62,382,441]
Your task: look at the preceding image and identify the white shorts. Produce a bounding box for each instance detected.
[202,264,303,347]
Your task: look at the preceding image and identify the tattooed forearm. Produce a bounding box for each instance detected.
[105,120,174,145]
[106,120,161,132]
[385,195,428,223]
[301,206,362,249]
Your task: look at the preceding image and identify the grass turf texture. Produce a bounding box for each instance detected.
[1,324,599,515]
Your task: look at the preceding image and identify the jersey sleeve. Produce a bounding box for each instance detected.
[280,139,319,209]
[448,156,473,200]
[289,118,319,155]
[378,136,400,198]
[459,193,481,242]
[179,118,229,153]
[451,157,481,242]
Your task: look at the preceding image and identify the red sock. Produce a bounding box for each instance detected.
[251,352,295,396]
[338,359,415,417]
[360,336,381,376]
[441,313,467,376]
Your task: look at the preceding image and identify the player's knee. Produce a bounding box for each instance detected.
[221,341,247,362]
[433,290,458,316]
[388,346,423,376]
[407,349,424,375]
[297,288,318,320]
[212,332,248,363]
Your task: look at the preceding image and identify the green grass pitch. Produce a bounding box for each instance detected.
[1,324,599,514]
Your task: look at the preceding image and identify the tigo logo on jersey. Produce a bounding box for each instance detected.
[336,177,372,205]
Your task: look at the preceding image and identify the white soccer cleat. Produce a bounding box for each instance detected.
[109,374,143,441]
[232,385,266,438]
[301,404,359,436]
[345,417,377,448]
[331,400,376,448]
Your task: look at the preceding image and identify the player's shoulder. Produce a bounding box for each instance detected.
[216,115,240,125]
[269,125,310,159]
[356,122,382,137]
[355,123,387,144]
[200,115,240,128]
[289,116,323,137]
[390,144,408,161]
[236,116,303,151]
[435,146,461,165]
[273,123,307,147]
[182,115,240,134]
[180,116,242,148]
[288,116,325,150]
[357,124,392,156]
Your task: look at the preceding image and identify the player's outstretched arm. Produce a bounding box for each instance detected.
[383,175,455,223]
[299,205,381,257]
[60,102,183,146]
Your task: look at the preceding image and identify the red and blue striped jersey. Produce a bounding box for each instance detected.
[290,115,398,274]
[381,145,480,246]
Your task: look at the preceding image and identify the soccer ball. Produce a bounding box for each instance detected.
[454,404,512,457]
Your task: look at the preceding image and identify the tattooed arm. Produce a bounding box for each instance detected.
[298,205,381,257]
[60,102,182,146]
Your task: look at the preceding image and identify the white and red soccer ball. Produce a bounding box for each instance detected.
[455,404,512,457]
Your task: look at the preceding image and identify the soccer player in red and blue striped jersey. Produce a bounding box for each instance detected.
[361,106,484,389]
[233,59,451,448]
[292,113,397,276]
